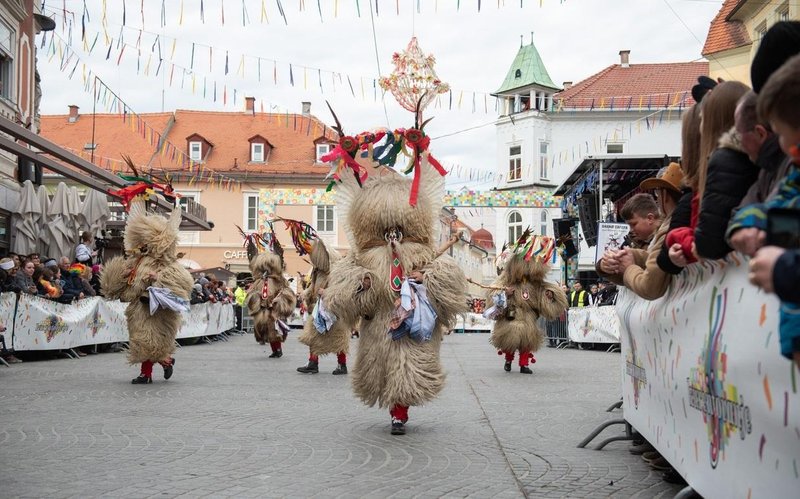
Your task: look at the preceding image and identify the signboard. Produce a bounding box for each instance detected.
[567,306,620,343]
[594,222,629,263]
[618,256,799,497]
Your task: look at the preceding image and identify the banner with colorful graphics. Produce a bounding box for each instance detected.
[568,306,620,343]
[6,293,234,350]
[617,256,799,498]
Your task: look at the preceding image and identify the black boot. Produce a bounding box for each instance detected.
[163,358,175,380]
[504,361,512,372]
[269,350,283,358]
[297,360,319,373]
[131,375,152,384]
[332,363,347,375]
[520,366,533,374]
[391,418,406,435]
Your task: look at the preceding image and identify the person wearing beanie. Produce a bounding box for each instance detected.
[750,21,800,94]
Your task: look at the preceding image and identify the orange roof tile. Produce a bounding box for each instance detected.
[39,108,338,179]
[702,0,751,56]
[554,62,708,109]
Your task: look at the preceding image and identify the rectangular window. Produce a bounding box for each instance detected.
[316,143,332,162]
[0,20,14,101]
[539,142,549,180]
[755,21,767,45]
[177,193,200,245]
[777,3,789,22]
[508,145,522,181]
[0,209,9,254]
[251,143,265,162]
[607,143,624,154]
[316,205,335,233]
[244,194,259,232]
[189,141,202,161]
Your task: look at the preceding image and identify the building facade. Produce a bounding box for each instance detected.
[0,0,52,256]
[702,0,798,85]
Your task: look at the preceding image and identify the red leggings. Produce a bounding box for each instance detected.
[140,358,172,377]
[269,341,282,353]
[503,350,534,366]
[390,405,409,422]
[308,352,347,364]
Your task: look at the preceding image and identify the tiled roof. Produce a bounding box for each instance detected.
[702,0,751,56]
[495,41,559,94]
[39,109,337,178]
[554,62,709,110]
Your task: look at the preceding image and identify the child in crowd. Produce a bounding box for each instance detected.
[667,81,754,266]
[742,54,800,368]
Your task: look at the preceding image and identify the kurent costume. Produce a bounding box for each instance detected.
[486,233,568,373]
[297,238,351,375]
[244,247,295,358]
[321,120,467,435]
[100,198,193,384]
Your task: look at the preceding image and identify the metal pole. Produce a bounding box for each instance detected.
[598,160,604,223]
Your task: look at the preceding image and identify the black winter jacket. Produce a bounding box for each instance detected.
[695,130,759,260]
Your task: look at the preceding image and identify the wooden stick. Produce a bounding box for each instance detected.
[467,277,504,291]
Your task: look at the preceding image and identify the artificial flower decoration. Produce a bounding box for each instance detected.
[379,37,450,114]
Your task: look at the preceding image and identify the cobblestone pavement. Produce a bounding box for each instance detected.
[0,333,682,498]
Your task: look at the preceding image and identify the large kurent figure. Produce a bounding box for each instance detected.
[322,154,467,436]
[245,251,296,358]
[100,198,193,384]
[487,233,568,374]
[296,239,352,375]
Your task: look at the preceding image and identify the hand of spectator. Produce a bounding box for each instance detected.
[505,287,515,296]
[616,249,635,272]
[730,228,767,257]
[27,285,37,294]
[409,270,424,282]
[599,257,619,274]
[668,244,688,267]
[748,245,785,293]
[78,292,85,300]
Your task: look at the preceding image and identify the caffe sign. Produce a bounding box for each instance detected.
[223,250,249,259]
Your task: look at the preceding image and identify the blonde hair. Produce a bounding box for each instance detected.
[680,104,702,190]
[697,81,750,196]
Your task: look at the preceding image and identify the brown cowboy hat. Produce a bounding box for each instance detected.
[639,162,683,194]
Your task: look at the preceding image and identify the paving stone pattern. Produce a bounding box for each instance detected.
[0,334,682,498]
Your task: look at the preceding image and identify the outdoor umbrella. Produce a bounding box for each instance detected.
[11,180,41,255]
[79,188,111,239]
[67,186,83,247]
[46,182,76,260]
[36,184,52,258]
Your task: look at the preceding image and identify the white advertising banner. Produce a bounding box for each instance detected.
[617,256,800,498]
[567,306,621,343]
[594,222,630,263]
[5,293,235,351]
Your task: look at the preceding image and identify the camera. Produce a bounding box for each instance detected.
[767,208,800,249]
[95,238,109,249]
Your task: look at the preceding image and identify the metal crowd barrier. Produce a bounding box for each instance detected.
[540,315,569,348]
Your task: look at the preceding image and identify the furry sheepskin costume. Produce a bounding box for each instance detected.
[245,252,296,356]
[322,153,467,429]
[296,239,352,374]
[100,198,193,382]
[488,236,568,373]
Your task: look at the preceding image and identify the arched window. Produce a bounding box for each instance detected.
[540,210,548,237]
[508,211,523,245]
[514,69,522,78]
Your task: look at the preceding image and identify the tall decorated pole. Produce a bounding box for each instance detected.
[379,37,450,120]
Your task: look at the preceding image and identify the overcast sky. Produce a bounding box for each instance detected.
[38,0,722,191]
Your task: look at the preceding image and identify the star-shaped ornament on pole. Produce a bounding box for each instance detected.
[379,37,450,116]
